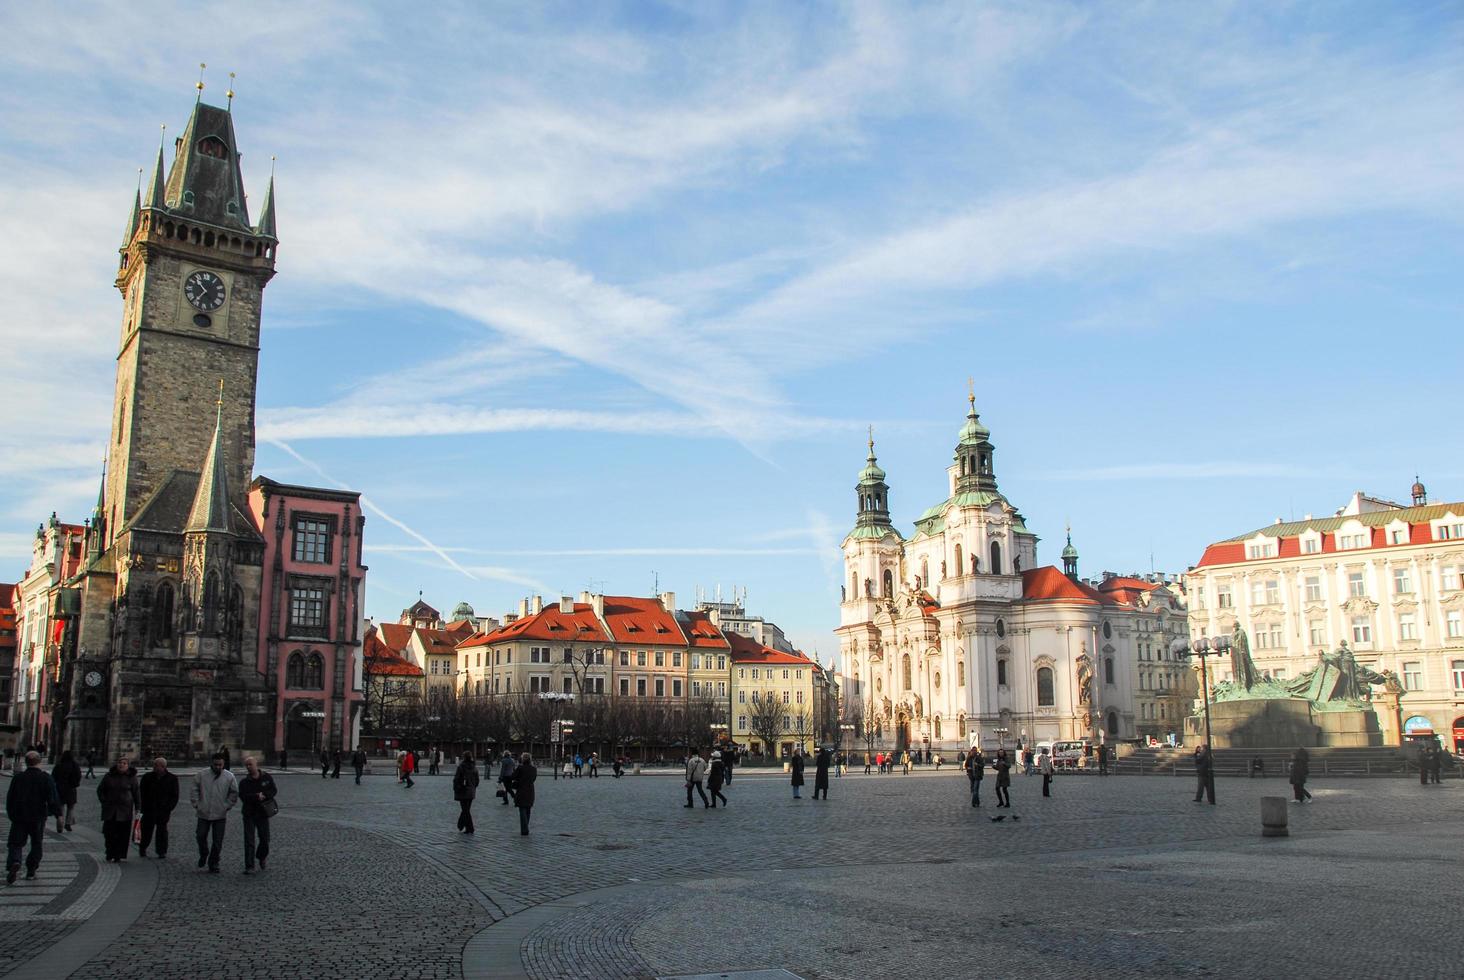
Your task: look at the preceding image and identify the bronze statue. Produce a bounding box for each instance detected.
[1230,624,1258,691]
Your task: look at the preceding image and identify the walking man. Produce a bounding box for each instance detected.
[332,750,342,779]
[1039,747,1055,797]
[790,749,806,799]
[965,746,984,807]
[191,751,239,873]
[993,749,1012,808]
[1193,744,1214,804]
[352,748,367,784]
[138,757,180,859]
[498,750,518,805]
[685,747,710,808]
[512,753,537,836]
[1290,747,1312,803]
[97,757,139,863]
[84,748,97,780]
[813,747,831,800]
[238,757,278,875]
[722,746,735,785]
[6,751,59,884]
[51,750,81,832]
[708,751,728,808]
[454,752,479,833]
[402,749,416,788]
[320,750,330,779]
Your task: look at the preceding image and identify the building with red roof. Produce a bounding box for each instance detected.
[1186,482,1464,750]
[726,631,818,757]
[838,396,1190,754]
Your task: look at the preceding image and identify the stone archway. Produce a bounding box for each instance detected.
[895,710,911,751]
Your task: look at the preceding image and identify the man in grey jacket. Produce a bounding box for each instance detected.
[190,752,239,873]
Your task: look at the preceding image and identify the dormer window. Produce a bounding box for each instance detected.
[196,136,228,160]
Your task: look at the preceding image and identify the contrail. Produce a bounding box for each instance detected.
[264,438,479,581]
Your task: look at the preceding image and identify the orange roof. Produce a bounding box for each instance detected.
[367,653,424,677]
[726,630,813,666]
[374,622,414,655]
[416,627,460,656]
[444,620,476,639]
[677,610,731,649]
[602,596,685,645]
[462,602,611,646]
[1020,566,1115,606]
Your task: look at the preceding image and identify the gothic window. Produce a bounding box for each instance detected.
[1104,657,1115,685]
[958,661,965,686]
[989,540,1002,576]
[202,572,221,634]
[882,569,894,598]
[292,516,332,564]
[902,654,912,690]
[954,544,963,575]
[286,652,305,688]
[1037,666,1055,706]
[306,653,325,689]
[151,581,175,644]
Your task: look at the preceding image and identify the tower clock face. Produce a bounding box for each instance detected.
[183,270,226,311]
[84,670,104,688]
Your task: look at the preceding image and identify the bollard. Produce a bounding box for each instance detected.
[633,763,642,775]
[1261,796,1288,838]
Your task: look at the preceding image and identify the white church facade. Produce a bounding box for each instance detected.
[836,396,1188,755]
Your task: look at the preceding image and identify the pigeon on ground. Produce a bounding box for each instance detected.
[989,815,1005,822]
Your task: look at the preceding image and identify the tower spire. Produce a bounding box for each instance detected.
[953,387,997,494]
[185,380,232,533]
[1062,521,1079,580]
[142,127,167,210]
[122,173,142,249]
[255,158,277,240]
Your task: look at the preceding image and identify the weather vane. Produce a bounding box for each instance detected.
[226,72,236,109]
[196,63,206,101]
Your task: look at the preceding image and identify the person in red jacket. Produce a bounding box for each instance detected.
[401,750,416,788]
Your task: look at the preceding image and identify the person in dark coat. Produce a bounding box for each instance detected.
[812,747,831,800]
[722,746,735,785]
[352,749,367,784]
[237,756,278,874]
[992,750,1012,808]
[137,757,180,858]
[218,745,231,770]
[964,748,985,807]
[511,753,537,835]
[1289,747,1312,803]
[320,750,331,779]
[1427,745,1443,784]
[332,750,342,779]
[1193,745,1214,804]
[790,749,806,799]
[96,757,140,863]
[707,751,728,808]
[84,749,97,779]
[7,751,60,883]
[51,750,82,832]
[454,752,480,833]
[498,751,518,804]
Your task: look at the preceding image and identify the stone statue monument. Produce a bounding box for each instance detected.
[1230,624,1258,691]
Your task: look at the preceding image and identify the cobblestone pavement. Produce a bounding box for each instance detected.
[4,766,1462,977]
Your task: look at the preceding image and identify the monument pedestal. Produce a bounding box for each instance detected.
[1186,697,1384,748]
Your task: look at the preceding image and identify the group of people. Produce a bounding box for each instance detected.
[6,749,278,884]
[453,750,537,835]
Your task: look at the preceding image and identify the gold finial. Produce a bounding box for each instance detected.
[967,376,975,410]
[269,154,277,177]
[226,72,236,109]
[136,167,143,191]
[216,378,224,408]
[867,424,874,454]
[196,62,207,101]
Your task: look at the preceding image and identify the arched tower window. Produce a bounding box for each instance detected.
[957,661,966,687]
[1104,657,1115,685]
[1106,711,1119,736]
[989,540,1003,576]
[934,717,943,740]
[997,659,1008,686]
[902,654,912,690]
[921,559,929,588]
[151,581,175,644]
[306,653,325,689]
[202,572,220,633]
[1036,666,1055,706]
[286,652,305,688]
[882,569,894,598]
[953,544,963,576]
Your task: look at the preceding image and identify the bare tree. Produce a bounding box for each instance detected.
[793,706,812,753]
[681,695,722,749]
[748,693,786,761]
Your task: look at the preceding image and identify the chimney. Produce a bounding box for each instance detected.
[559,595,574,614]
[532,595,543,615]
[579,590,591,605]
[708,608,721,626]
[660,591,676,614]
[592,593,604,619]
[518,598,528,620]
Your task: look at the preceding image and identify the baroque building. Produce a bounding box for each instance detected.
[9,94,366,762]
[1186,483,1464,752]
[836,396,1186,755]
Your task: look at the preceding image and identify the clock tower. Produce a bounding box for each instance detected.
[107,98,278,546]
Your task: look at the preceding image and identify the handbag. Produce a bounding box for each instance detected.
[261,797,280,818]
[131,817,142,843]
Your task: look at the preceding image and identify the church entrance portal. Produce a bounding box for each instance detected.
[896,713,911,752]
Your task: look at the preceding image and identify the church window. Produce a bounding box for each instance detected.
[852,573,858,598]
[953,544,962,576]
[882,569,893,598]
[989,541,1002,576]
[958,716,966,738]
[934,717,942,739]
[285,652,305,688]
[202,572,221,633]
[292,516,332,563]
[1104,657,1115,685]
[921,559,928,587]
[997,659,1008,686]
[957,661,965,686]
[933,671,941,690]
[1036,666,1055,706]
[1106,712,1119,736]
[151,581,175,643]
[306,653,325,689]
[901,654,912,690]
[197,136,228,159]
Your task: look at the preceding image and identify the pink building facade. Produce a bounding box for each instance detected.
[248,478,367,755]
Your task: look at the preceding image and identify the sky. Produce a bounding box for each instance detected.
[1,2,1461,660]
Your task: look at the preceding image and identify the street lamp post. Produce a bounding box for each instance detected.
[1172,635,1229,805]
[993,726,1009,752]
[539,691,575,779]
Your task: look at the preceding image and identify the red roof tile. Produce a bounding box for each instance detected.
[1020,566,1114,605]
[678,610,731,649]
[725,631,814,666]
[367,653,424,677]
[374,622,414,655]
[602,596,686,645]
[461,603,611,646]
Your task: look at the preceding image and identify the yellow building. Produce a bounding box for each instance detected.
[727,631,817,759]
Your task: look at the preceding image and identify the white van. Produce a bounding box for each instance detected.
[1051,740,1087,767]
